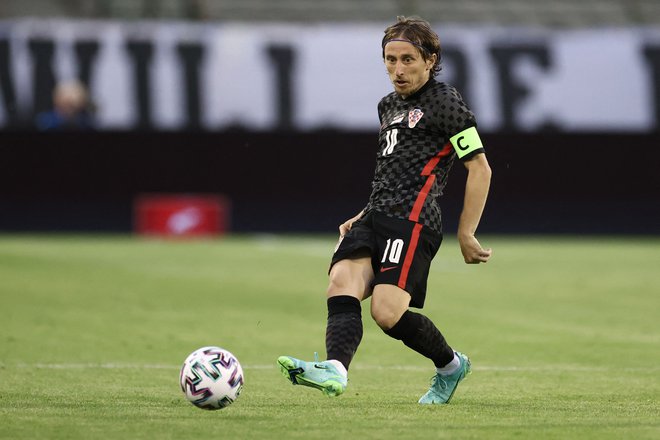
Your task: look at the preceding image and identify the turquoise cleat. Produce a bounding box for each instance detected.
[277,354,347,397]
[418,351,471,404]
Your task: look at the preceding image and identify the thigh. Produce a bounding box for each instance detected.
[327,212,378,300]
[327,255,375,301]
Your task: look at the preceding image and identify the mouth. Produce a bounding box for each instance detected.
[394,79,407,87]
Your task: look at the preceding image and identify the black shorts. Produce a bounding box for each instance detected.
[330,211,442,308]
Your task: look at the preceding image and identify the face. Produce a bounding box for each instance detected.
[383,40,436,98]
[54,85,86,116]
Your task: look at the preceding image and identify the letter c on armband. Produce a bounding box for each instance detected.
[450,126,484,159]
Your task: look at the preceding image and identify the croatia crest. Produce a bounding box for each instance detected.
[408,108,424,128]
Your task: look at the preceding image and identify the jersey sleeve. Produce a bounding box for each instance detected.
[439,86,485,161]
[377,98,386,126]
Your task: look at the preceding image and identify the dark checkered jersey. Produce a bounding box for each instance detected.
[364,79,484,234]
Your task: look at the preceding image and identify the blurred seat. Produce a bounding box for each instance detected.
[0,0,659,26]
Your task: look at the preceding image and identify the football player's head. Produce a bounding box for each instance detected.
[382,16,442,78]
[382,17,441,97]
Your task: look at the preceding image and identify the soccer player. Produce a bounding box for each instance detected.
[278,16,492,404]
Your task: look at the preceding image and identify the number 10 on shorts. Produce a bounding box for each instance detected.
[381,238,404,264]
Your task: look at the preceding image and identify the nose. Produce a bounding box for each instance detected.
[395,61,405,76]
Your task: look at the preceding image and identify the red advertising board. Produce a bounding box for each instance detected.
[134,194,230,236]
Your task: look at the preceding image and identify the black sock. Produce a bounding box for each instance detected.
[384,310,454,368]
[325,295,363,370]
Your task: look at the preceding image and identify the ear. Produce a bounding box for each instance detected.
[426,53,437,71]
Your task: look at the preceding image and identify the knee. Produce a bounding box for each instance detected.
[370,301,400,331]
[370,286,410,331]
[327,268,351,296]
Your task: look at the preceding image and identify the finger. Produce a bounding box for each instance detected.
[466,252,490,264]
[466,253,482,264]
[479,248,492,258]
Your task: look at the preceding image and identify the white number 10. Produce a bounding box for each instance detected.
[383,129,398,156]
[381,238,404,263]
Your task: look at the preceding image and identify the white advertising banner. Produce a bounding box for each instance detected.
[1,19,659,132]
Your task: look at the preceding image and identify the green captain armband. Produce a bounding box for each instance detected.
[449,126,484,159]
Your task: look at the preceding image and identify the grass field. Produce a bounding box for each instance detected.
[0,234,658,439]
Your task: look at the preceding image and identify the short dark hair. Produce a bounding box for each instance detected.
[382,16,442,77]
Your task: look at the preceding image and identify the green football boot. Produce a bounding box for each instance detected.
[418,351,471,404]
[277,354,347,397]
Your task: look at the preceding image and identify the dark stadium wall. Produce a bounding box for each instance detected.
[0,131,658,234]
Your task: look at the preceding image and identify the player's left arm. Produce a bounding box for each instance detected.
[457,152,492,264]
[443,87,492,263]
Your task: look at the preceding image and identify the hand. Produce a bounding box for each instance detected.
[335,218,357,253]
[339,211,364,237]
[339,218,356,237]
[458,234,492,264]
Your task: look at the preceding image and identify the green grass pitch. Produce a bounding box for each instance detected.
[0,234,658,439]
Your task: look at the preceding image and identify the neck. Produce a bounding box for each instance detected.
[400,77,431,99]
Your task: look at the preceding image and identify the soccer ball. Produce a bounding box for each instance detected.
[179,346,244,410]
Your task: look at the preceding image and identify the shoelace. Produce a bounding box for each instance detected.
[430,374,448,390]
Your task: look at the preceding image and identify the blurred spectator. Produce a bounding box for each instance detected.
[36,80,95,131]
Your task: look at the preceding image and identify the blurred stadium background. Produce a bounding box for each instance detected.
[2,0,660,24]
[0,0,659,235]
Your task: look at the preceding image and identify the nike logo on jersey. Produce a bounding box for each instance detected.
[380,266,399,273]
[381,113,406,130]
